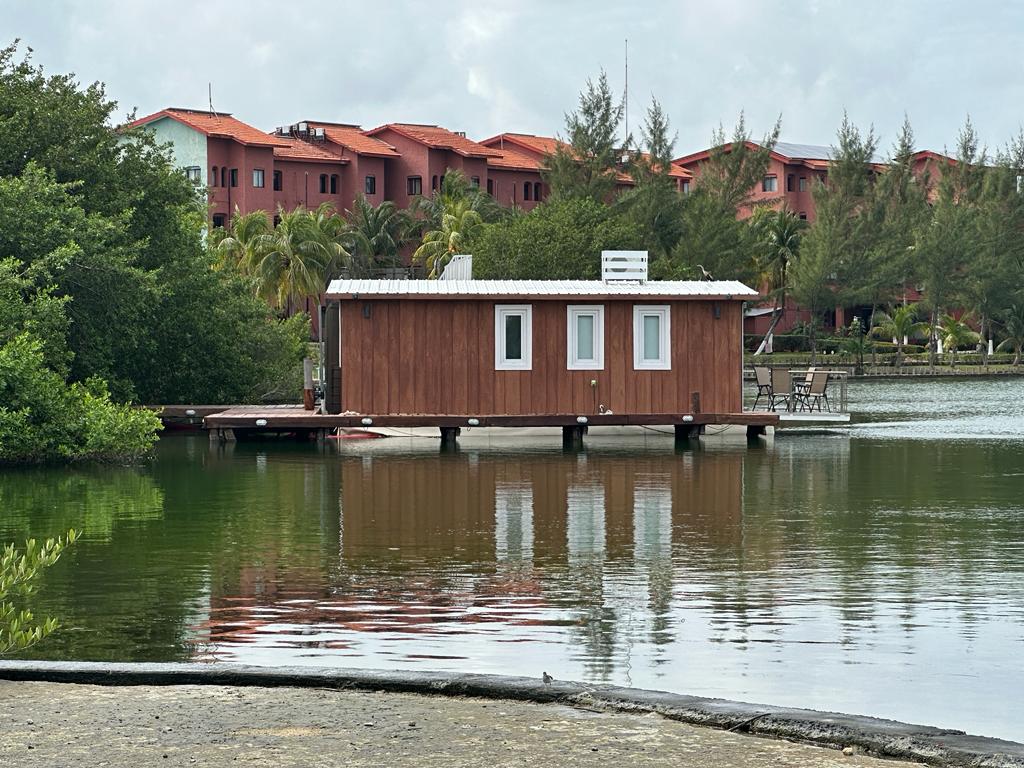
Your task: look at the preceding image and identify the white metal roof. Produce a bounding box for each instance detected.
[326,279,758,299]
[774,140,886,164]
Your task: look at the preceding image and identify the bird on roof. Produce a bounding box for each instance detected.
[695,264,715,281]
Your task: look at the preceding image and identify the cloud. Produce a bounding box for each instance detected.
[6,0,1024,154]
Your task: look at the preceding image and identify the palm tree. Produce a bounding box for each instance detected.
[344,194,411,276]
[412,169,504,233]
[870,303,929,369]
[936,312,981,368]
[751,208,806,354]
[996,304,1024,367]
[215,208,270,274]
[413,203,483,278]
[251,207,342,312]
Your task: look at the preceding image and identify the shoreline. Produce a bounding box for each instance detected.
[1,660,1021,766]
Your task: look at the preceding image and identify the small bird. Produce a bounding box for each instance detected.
[542,672,553,684]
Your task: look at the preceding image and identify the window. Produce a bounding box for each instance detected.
[495,305,532,370]
[273,214,281,227]
[567,305,604,370]
[762,175,777,193]
[486,178,494,195]
[407,176,422,196]
[319,174,328,194]
[471,175,480,187]
[432,175,439,190]
[210,166,218,187]
[681,180,690,194]
[185,166,201,183]
[633,305,671,370]
[252,168,265,188]
[533,182,541,201]
[799,176,808,192]
[273,170,282,191]
[799,212,808,220]
[220,167,227,187]
[330,174,338,194]
[229,168,239,187]
[523,181,531,201]
[786,174,794,192]
[212,213,226,229]
[365,175,376,195]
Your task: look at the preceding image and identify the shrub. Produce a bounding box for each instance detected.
[1,530,77,655]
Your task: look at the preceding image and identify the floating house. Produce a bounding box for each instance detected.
[316,253,775,442]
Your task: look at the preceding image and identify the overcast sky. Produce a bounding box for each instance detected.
[8,0,1024,157]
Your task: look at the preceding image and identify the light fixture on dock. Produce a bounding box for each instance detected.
[467,418,480,426]
[255,418,268,427]
[576,416,588,424]
[185,409,196,417]
[361,417,373,426]
[682,415,694,423]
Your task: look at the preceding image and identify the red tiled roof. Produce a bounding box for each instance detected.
[128,108,287,147]
[367,123,499,158]
[486,146,543,171]
[481,132,565,157]
[305,122,401,158]
[272,136,350,164]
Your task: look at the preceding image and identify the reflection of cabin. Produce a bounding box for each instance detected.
[321,253,771,438]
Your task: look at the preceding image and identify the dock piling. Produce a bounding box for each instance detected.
[439,426,461,450]
[562,425,587,450]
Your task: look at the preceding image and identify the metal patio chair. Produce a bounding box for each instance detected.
[752,366,772,410]
[768,368,793,412]
[795,370,831,412]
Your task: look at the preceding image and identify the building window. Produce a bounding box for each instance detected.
[432,175,439,191]
[523,182,531,201]
[533,182,541,200]
[681,180,690,194]
[185,166,201,183]
[567,305,605,370]
[221,167,227,187]
[799,212,808,220]
[229,168,238,187]
[762,175,777,193]
[495,304,532,371]
[799,176,808,192]
[212,213,226,229]
[210,166,218,187]
[319,174,328,194]
[407,176,422,196]
[487,178,494,195]
[365,175,376,195]
[471,175,480,187]
[252,168,265,188]
[633,305,671,370]
[330,174,338,194]
[273,170,282,191]
[273,214,281,227]
[786,174,794,192]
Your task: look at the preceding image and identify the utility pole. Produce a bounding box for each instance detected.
[623,38,629,149]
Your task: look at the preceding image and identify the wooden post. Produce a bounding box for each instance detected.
[302,358,315,411]
[746,424,767,440]
[439,426,461,449]
[674,424,699,445]
[562,425,586,450]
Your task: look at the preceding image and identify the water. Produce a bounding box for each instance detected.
[2,377,1024,740]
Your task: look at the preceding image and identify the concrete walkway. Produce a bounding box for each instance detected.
[0,681,899,767]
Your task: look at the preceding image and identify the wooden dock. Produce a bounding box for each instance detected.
[202,405,778,446]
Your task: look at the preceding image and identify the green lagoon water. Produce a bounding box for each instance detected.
[3,377,1024,739]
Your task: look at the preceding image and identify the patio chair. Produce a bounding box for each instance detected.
[795,370,831,412]
[752,366,772,410]
[794,366,816,396]
[768,368,793,412]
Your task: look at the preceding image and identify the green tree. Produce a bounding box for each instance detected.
[936,313,980,367]
[870,303,929,368]
[413,203,484,278]
[343,194,411,275]
[791,115,879,362]
[996,303,1024,366]
[1,530,77,655]
[750,207,806,352]
[472,197,642,280]
[544,71,625,202]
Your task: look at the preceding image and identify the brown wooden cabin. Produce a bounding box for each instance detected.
[320,275,759,428]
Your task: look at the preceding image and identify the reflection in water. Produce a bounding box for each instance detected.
[3,378,1024,741]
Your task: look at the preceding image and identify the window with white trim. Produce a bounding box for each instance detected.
[567,305,604,370]
[495,305,532,370]
[633,305,671,370]
[762,175,778,192]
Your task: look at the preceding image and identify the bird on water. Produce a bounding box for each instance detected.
[542,672,553,684]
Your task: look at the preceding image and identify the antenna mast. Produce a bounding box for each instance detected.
[208,83,215,115]
[624,38,629,149]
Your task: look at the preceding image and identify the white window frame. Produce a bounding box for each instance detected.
[252,168,265,188]
[495,304,532,370]
[567,305,604,370]
[762,175,778,193]
[184,166,201,183]
[633,305,671,370]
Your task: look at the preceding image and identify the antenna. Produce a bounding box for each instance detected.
[623,38,629,149]
[208,83,215,115]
